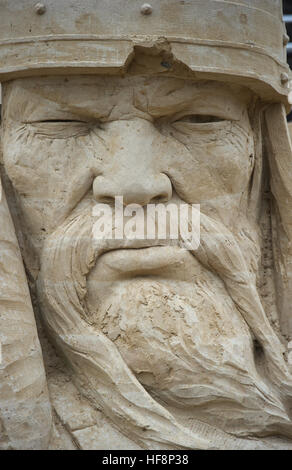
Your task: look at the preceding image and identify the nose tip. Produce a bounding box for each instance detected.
[93,173,172,206]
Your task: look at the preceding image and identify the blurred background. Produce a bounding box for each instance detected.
[283,0,292,120]
[284,0,292,67]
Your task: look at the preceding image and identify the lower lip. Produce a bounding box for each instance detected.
[95,246,189,275]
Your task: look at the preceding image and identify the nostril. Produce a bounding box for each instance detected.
[150,193,169,204]
[93,176,117,204]
[96,195,116,205]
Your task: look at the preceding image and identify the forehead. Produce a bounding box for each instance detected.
[3,75,252,122]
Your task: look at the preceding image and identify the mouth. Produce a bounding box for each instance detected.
[89,245,200,281]
[101,245,186,271]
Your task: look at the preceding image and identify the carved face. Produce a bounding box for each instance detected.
[2,76,255,236]
[2,75,292,447]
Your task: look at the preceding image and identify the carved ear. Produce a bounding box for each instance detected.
[0,177,51,449]
[264,104,292,339]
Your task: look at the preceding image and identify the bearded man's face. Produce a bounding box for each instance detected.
[2,75,292,447]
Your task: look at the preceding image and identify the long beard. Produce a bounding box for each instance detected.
[85,275,289,436]
[37,199,292,449]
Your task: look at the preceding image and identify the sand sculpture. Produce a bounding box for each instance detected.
[1,0,292,450]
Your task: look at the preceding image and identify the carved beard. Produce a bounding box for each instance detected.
[37,199,292,449]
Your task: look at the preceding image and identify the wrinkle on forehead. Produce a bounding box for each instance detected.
[3,75,253,123]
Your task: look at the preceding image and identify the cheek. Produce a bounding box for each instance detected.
[200,138,253,194]
[2,131,105,233]
[163,124,254,203]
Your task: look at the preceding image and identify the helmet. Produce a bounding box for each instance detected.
[0,0,290,106]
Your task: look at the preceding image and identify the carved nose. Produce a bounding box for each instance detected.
[93,173,172,206]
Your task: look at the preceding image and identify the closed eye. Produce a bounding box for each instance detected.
[26,119,89,124]
[25,119,101,139]
[175,114,226,124]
